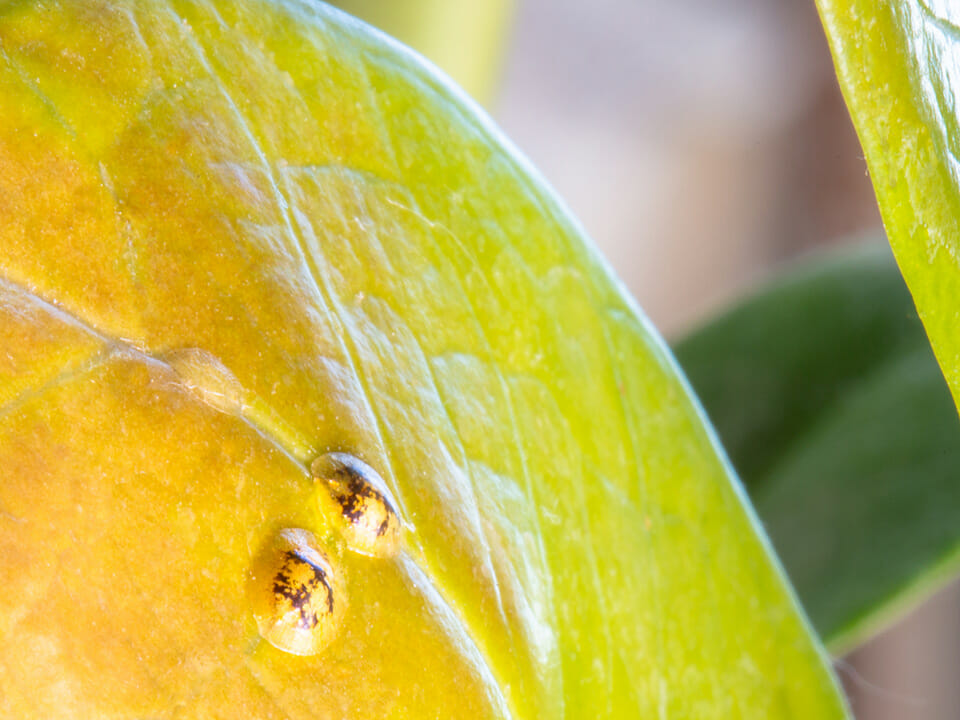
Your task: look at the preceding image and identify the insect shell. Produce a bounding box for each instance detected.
[311,452,401,559]
[250,528,345,656]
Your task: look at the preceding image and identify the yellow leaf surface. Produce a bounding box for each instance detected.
[0,1,848,717]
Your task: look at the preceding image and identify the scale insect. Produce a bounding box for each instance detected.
[250,528,345,656]
[311,452,402,559]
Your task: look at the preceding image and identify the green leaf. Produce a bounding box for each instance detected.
[329,0,514,104]
[0,0,848,717]
[674,243,960,653]
[816,0,960,416]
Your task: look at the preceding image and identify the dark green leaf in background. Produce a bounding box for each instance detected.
[675,243,960,653]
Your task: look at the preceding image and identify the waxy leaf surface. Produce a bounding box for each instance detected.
[0,1,848,717]
[818,0,960,413]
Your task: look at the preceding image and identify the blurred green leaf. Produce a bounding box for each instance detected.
[675,243,960,653]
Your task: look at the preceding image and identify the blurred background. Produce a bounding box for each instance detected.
[336,1,955,716]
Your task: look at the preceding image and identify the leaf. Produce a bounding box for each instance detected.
[329,0,514,104]
[674,243,960,653]
[816,0,960,415]
[0,1,848,717]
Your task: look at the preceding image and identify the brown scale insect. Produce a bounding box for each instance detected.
[311,452,401,559]
[250,528,345,656]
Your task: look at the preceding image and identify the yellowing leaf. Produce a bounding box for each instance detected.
[0,1,848,717]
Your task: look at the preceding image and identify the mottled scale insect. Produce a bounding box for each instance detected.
[311,452,401,559]
[250,528,345,656]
